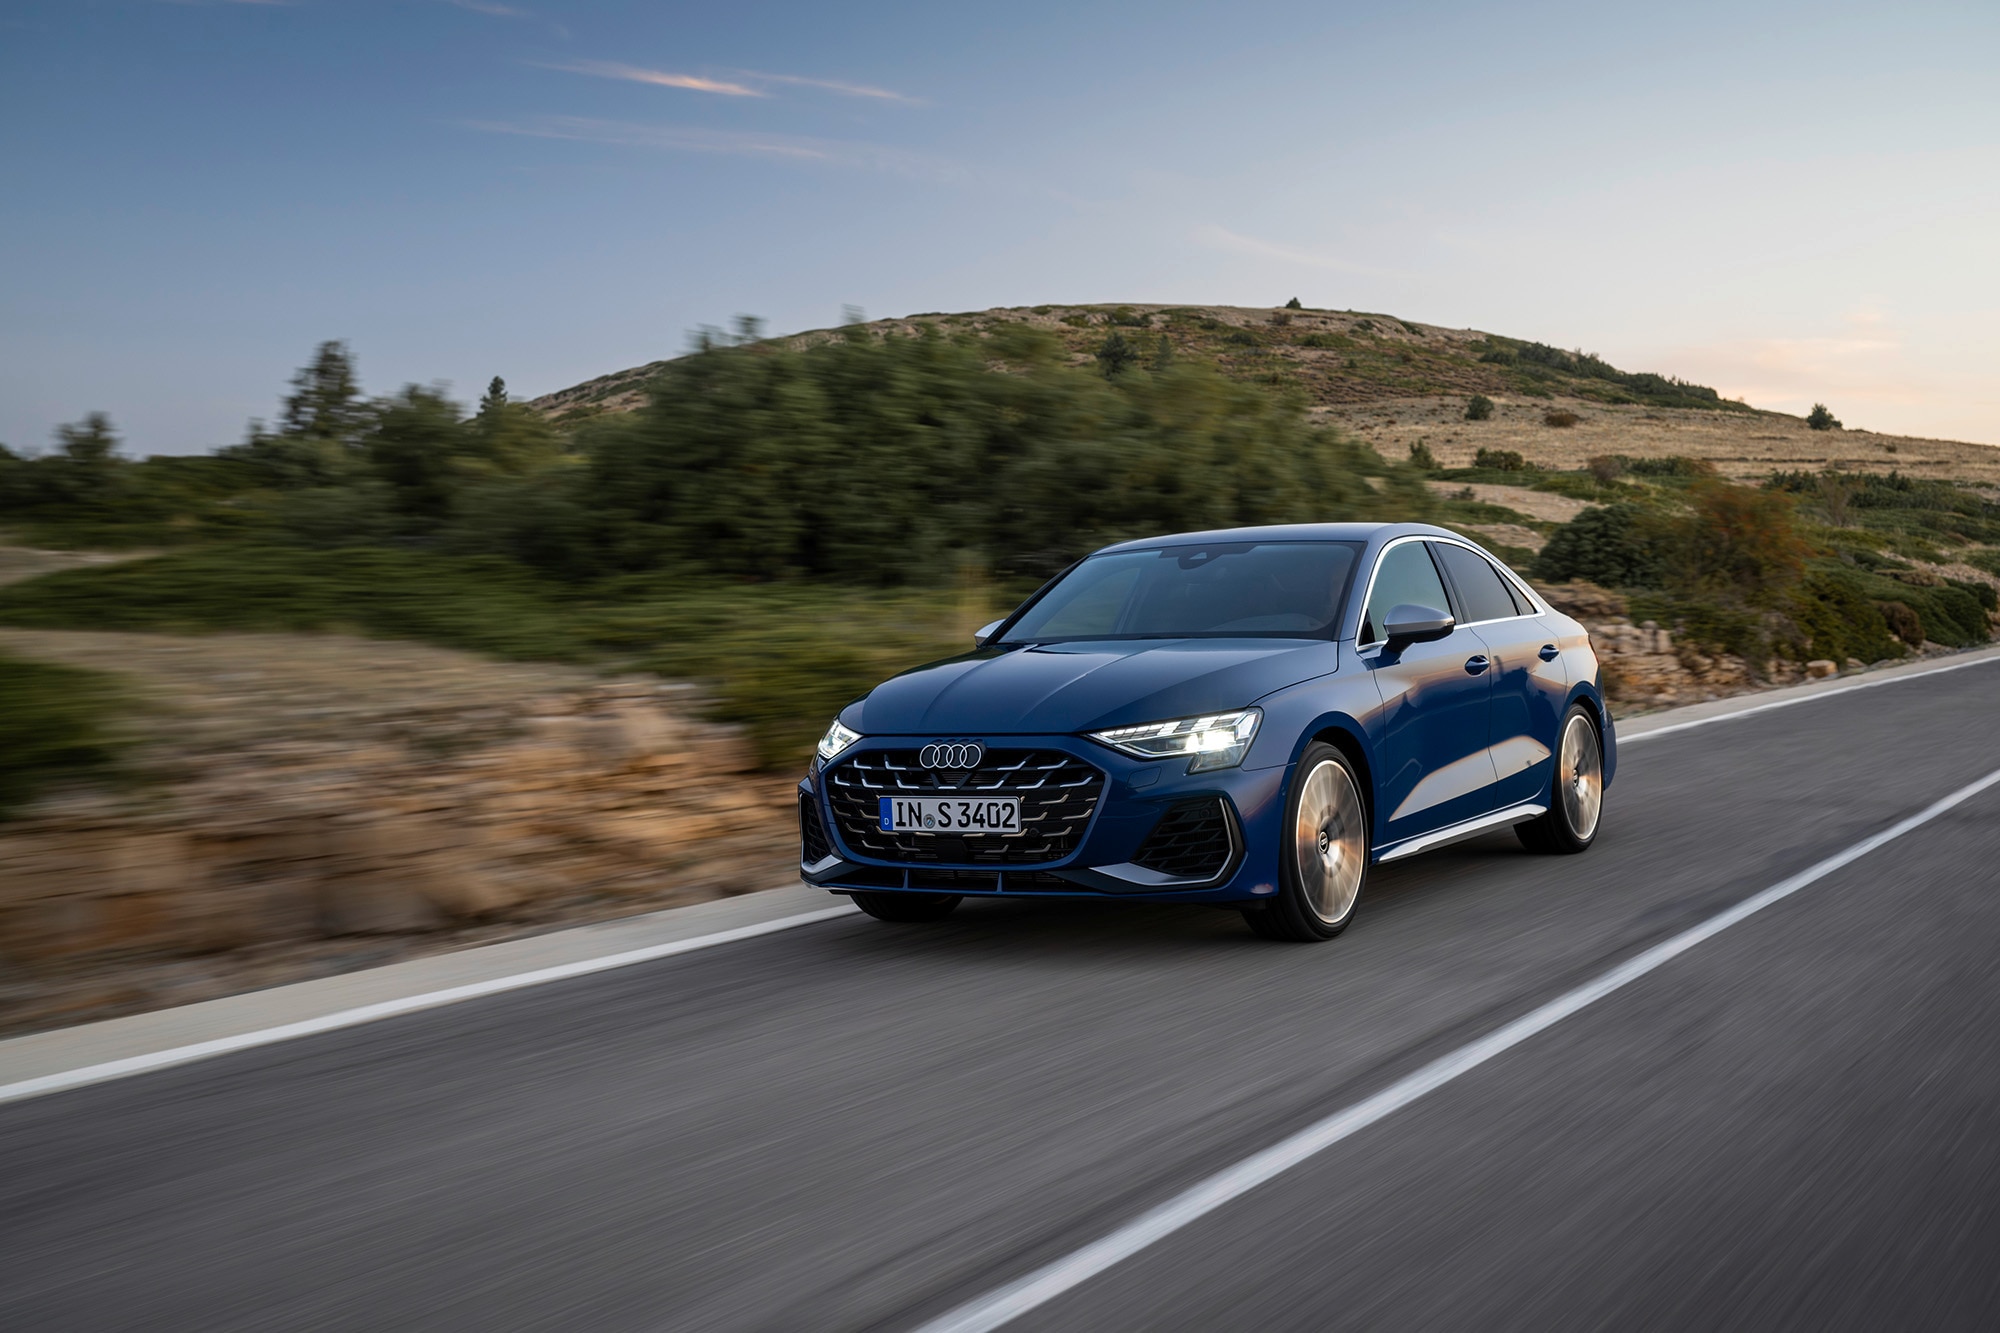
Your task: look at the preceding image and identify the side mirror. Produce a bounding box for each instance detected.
[974,619,1003,646]
[1383,603,1454,650]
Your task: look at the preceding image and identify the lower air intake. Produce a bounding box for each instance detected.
[1131,799,1234,881]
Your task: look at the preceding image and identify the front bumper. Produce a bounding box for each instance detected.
[798,735,1287,905]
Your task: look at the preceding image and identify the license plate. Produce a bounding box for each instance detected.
[879,796,1022,835]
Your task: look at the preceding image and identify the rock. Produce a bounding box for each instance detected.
[1806,660,1839,679]
[1539,581,1628,620]
[314,873,445,937]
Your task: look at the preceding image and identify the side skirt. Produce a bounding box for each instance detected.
[1374,800,1548,864]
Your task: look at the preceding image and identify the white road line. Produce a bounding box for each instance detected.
[0,906,854,1107]
[914,763,2000,1333]
[1619,651,2000,746]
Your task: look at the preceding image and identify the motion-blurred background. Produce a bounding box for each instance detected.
[2,1,1997,1031]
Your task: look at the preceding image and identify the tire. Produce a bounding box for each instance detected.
[851,891,963,922]
[1242,742,1369,942]
[1516,704,1604,855]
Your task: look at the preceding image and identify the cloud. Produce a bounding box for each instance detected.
[464,116,963,182]
[445,0,528,15]
[724,69,922,105]
[533,59,765,97]
[537,58,920,104]
[1191,225,1403,278]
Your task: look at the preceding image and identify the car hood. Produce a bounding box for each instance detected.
[847,638,1340,736]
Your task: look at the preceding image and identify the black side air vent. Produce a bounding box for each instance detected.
[800,793,832,864]
[1131,799,1234,880]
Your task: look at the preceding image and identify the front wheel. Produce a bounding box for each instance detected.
[851,891,962,922]
[1245,742,1370,942]
[1516,705,1604,854]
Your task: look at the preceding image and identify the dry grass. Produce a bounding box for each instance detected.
[1327,394,2000,489]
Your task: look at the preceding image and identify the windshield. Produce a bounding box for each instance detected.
[998,541,1361,643]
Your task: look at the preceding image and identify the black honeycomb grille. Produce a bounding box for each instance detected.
[800,793,831,865]
[1131,799,1234,880]
[825,749,1105,865]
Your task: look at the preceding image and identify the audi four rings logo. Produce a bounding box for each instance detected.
[920,742,984,769]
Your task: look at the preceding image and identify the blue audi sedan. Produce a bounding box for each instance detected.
[799,523,1613,941]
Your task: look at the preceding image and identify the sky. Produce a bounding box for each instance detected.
[4,0,1998,456]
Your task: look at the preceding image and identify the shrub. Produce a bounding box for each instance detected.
[1283,297,1303,309]
[1587,455,1626,484]
[1464,394,1494,421]
[1627,455,1716,479]
[1474,447,1526,471]
[1536,504,1666,587]
[0,652,127,818]
[1675,478,1806,600]
[1543,409,1580,428]
[1807,403,1842,431]
[1408,441,1439,471]
[1268,311,1292,327]
[1877,600,1923,644]
[1950,577,1998,612]
[1792,568,1902,664]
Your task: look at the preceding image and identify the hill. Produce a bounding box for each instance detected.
[530,303,2000,492]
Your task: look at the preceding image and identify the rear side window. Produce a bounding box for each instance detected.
[1360,542,1451,644]
[1432,543,1521,624]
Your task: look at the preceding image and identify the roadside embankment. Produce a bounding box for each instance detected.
[0,629,796,1035]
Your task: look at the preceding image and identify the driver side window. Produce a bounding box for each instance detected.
[1360,542,1451,645]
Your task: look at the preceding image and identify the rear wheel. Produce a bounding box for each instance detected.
[1244,743,1369,942]
[1516,705,1603,854]
[851,891,962,922]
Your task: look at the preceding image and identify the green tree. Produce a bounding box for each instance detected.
[366,385,470,521]
[1096,330,1139,378]
[1806,403,1841,431]
[280,341,368,445]
[27,413,128,511]
[469,375,563,476]
[479,376,509,416]
[1465,394,1494,421]
[225,342,373,488]
[1283,297,1303,310]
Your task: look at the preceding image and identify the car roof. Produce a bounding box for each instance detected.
[1093,521,1455,555]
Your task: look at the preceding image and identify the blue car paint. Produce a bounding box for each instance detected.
[800,522,1614,905]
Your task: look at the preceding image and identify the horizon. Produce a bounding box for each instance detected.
[5,0,1998,456]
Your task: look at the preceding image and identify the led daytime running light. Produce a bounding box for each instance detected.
[1089,709,1262,772]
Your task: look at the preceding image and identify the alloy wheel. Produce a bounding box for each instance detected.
[1558,712,1603,841]
[1293,758,1367,925]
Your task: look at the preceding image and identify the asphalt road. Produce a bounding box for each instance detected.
[5,666,2000,1331]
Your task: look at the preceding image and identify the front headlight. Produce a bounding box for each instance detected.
[816,718,862,762]
[1088,708,1262,773]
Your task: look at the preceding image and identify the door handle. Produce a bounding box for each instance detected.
[1464,655,1490,675]
[1539,643,1560,661]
